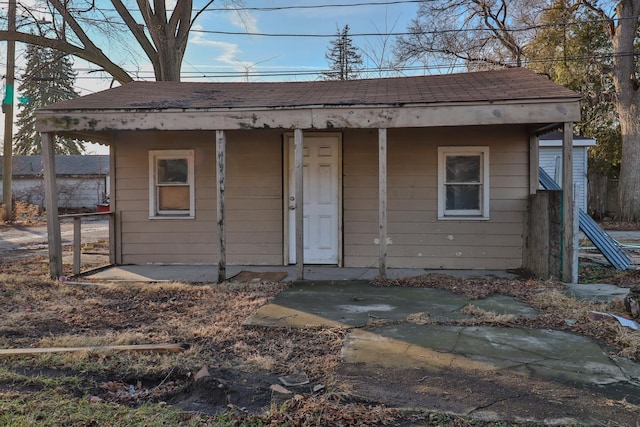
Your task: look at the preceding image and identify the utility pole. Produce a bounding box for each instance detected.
[2,0,16,222]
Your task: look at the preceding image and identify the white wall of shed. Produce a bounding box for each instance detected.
[539,146,589,211]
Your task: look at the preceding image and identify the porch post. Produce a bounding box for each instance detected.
[42,132,62,278]
[529,134,539,195]
[108,142,117,265]
[294,129,304,280]
[378,128,388,278]
[216,130,227,283]
[561,123,575,282]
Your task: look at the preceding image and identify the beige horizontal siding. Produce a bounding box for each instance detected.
[124,254,217,264]
[343,126,528,270]
[124,242,217,255]
[386,221,525,235]
[391,257,521,270]
[112,126,530,270]
[115,130,283,265]
[348,233,522,246]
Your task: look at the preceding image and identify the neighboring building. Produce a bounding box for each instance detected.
[36,68,580,277]
[0,155,109,210]
[539,131,595,212]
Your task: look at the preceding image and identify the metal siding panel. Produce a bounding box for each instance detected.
[539,168,629,270]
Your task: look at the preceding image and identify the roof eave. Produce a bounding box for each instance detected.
[35,98,581,134]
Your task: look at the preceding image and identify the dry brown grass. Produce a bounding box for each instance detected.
[527,289,640,360]
[0,274,345,393]
[0,200,43,225]
[459,304,517,325]
[2,255,640,425]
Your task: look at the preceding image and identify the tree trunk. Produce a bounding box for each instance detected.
[157,43,185,81]
[617,104,640,220]
[611,0,640,220]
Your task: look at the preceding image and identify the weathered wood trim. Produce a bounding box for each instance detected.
[282,136,290,265]
[0,343,188,356]
[337,133,344,268]
[36,100,581,133]
[73,217,81,276]
[529,134,539,194]
[294,129,304,280]
[573,183,580,283]
[378,128,387,278]
[216,130,227,283]
[109,142,120,265]
[109,212,116,265]
[42,132,63,278]
[562,123,574,282]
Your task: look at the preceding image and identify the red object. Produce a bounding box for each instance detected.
[97,204,110,213]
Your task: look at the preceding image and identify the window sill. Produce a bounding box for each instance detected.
[438,216,490,221]
[149,215,195,220]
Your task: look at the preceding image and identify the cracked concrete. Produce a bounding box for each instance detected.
[244,280,640,424]
[246,281,640,392]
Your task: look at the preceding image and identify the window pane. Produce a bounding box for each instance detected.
[446,185,480,210]
[159,186,190,210]
[158,159,188,184]
[446,155,480,183]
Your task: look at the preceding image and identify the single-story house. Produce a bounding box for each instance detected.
[539,131,595,212]
[35,68,581,281]
[0,155,109,210]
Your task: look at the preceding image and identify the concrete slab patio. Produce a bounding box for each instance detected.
[244,280,640,424]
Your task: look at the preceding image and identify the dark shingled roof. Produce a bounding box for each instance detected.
[40,68,579,112]
[0,155,109,176]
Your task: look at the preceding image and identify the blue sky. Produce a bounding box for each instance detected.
[181,0,420,81]
[4,1,422,153]
[68,0,421,92]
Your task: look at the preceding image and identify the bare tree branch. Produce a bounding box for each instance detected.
[0,30,132,83]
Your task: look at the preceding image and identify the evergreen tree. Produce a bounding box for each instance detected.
[323,25,363,80]
[15,45,84,155]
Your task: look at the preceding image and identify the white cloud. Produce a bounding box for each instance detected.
[190,24,251,69]
[226,8,259,33]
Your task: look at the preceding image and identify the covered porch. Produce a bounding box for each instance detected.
[36,69,581,282]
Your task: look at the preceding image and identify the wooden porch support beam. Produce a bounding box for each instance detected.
[294,129,304,280]
[561,123,575,282]
[42,132,62,279]
[216,130,227,283]
[109,142,118,265]
[529,134,539,195]
[378,128,388,278]
[73,217,81,275]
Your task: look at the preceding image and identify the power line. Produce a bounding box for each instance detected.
[2,47,638,83]
[0,0,422,14]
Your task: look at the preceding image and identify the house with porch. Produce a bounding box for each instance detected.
[35,68,581,281]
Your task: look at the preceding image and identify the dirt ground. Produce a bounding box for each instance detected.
[1,220,640,425]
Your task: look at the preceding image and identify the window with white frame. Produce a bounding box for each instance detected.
[437,146,489,219]
[149,150,195,218]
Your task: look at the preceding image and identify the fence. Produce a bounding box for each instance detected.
[524,190,562,280]
[588,174,619,219]
[58,211,115,276]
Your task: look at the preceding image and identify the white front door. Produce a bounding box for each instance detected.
[287,134,341,264]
